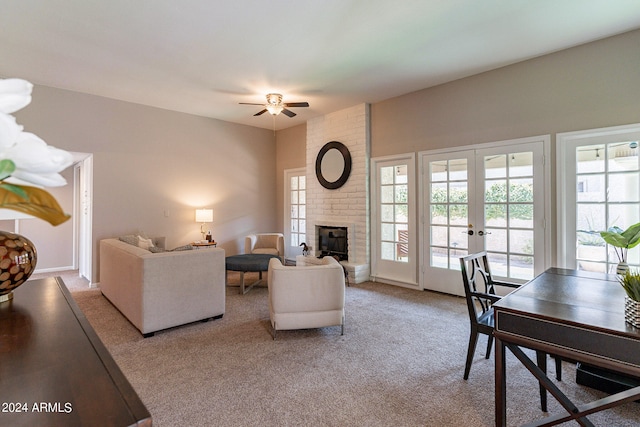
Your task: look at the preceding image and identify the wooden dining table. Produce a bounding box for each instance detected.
[493,267,640,427]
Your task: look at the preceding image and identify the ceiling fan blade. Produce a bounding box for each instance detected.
[240,102,265,105]
[283,102,309,108]
[254,109,268,116]
[281,108,296,118]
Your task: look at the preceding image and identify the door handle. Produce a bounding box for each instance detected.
[463,230,474,236]
[478,230,491,236]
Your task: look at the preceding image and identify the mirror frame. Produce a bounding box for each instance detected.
[315,141,352,190]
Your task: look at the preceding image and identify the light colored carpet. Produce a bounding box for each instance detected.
[61,272,640,426]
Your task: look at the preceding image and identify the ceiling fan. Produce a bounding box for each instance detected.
[240,93,309,117]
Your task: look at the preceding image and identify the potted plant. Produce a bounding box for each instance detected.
[619,270,640,327]
[599,222,640,274]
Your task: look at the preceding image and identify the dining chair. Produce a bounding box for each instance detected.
[460,251,561,411]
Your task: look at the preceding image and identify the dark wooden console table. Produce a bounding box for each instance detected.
[494,268,640,426]
[0,277,151,426]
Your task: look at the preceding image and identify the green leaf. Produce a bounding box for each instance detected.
[0,184,70,226]
[0,159,15,181]
[623,222,640,249]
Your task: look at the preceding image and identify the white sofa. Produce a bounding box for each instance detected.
[267,256,345,339]
[99,237,225,337]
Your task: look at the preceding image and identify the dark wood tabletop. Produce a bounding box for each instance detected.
[0,277,151,427]
[493,267,640,426]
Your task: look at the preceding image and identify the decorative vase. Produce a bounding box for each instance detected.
[624,296,640,328]
[617,262,629,275]
[0,231,37,303]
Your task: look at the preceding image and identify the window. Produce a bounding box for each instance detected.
[557,124,640,272]
[289,174,306,247]
[380,165,409,262]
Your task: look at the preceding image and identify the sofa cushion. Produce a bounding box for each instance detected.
[149,246,166,253]
[170,244,193,252]
[137,236,154,250]
[119,234,139,246]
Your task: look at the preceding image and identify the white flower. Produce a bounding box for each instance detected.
[0,78,33,114]
[0,112,23,149]
[0,132,72,187]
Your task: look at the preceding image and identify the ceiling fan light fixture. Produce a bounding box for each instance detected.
[266,104,284,115]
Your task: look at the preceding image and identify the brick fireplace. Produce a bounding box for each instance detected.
[305,104,370,283]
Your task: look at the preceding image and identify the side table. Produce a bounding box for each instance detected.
[192,241,217,249]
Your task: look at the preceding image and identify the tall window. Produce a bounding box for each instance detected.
[290,174,306,247]
[557,124,640,272]
[380,165,409,262]
[575,141,639,273]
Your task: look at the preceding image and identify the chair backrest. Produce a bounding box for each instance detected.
[459,251,501,325]
[245,233,285,257]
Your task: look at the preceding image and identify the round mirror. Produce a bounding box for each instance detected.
[315,141,352,189]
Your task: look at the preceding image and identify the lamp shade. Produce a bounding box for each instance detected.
[195,209,213,223]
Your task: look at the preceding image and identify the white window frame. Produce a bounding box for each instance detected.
[557,123,640,269]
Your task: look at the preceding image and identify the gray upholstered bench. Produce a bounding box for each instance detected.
[225,254,279,294]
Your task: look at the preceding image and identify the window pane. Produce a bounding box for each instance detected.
[509,152,533,177]
[299,205,306,219]
[450,226,468,250]
[299,191,306,204]
[509,178,533,203]
[608,143,639,172]
[291,205,298,219]
[381,242,395,260]
[449,182,468,203]
[395,184,408,203]
[576,204,605,231]
[291,191,298,204]
[510,255,533,280]
[577,175,605,202]
[509,204,533,228]
[510,230,534,254]
[381,223,394,241]
[449,205,468,225]
[431,182,447,203]
[609,173,640,202]
[381,166,394,185]
[395,165,408,184]
[299,176,306,189]
[430,161,448,181]
[395,204,408,223]
[577,144,605,173]
[486,204,507,227]
[486,228,507,252]
[431,205,447,224]
[485,155,506,179]
[485,180,507,203]
[449,159,468,180]
[381,205,394,222]
[431,226,448,247]
[381,185,394,203]
[290,176,298,190]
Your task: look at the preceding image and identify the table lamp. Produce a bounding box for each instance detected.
[195,209,213,240]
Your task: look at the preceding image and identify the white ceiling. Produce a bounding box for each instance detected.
[2,0,640,131]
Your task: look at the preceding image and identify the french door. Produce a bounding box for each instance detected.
[420,137,549,296]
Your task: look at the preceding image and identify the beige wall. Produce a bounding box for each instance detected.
[370,29,640,156]
[14,86,276,283]
[275,123,306,233]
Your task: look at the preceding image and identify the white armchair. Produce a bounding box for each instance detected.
[245,233,285,260]
[267,256,346,339]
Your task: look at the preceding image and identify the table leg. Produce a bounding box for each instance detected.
[495,335,507,427]
[240,272,245,294]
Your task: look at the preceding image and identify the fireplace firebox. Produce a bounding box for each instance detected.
[317,226,348,261]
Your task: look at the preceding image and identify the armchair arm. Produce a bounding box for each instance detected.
[245,235,257,254]
[492,280,521,289]
[470,290,501,304]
